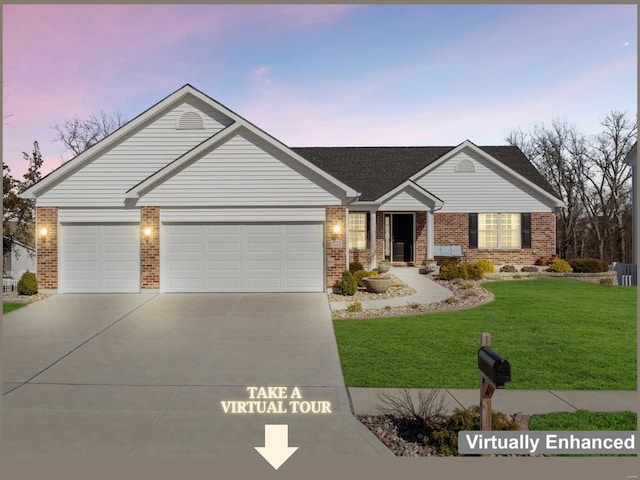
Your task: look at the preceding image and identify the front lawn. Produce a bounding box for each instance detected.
[3,302,26,314]
[333,279,637,390]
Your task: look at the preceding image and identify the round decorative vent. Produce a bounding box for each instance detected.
[177,111,204,130]
[456,159,475,172]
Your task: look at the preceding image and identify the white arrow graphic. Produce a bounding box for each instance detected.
[254,424,299,470]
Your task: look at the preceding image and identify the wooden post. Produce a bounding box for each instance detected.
[479,332,493,432]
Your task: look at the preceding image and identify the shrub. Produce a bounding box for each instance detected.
[569,258,608,273]
[500,265,517,273]
[435,261,461,280]
[546,258,572,273]
[462,263,483,280]
[599,277,614,286]
[17,271,38,296]
[336,270,358,295]
[446,297,459,304]
[424,406,520,456]
[353,269,379,287]
[346,301,362,313]
[475,260,495,274]
[520,266,538,273]
[436,262,483,281]
[349,261,364,274]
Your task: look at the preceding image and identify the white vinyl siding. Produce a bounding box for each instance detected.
[59,223,140,293]
[348,212,367,249]
[478,213,521,249]
[138,132,341,207]
[36,99,233,207]
[378,190,433,211]
[160,207,326,223]
[58,209,140,223]
[416,149,554,212]
[162,223,324,292]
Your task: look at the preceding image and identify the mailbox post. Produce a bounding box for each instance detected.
[478,332,511,432]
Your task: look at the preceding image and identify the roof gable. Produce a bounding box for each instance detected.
[296,142,562,206]
[22,85,357,203]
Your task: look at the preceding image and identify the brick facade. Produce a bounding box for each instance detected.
[36,207,58,290]
[326,206,347,288]
[140,206,160,289]
[433,212,556,264]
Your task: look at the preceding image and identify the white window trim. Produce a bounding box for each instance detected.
[348,212,368,249]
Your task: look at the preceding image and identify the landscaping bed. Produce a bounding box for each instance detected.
[328,274,416,303]
[331,279,493,319]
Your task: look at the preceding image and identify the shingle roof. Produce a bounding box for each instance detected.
[292,145,560,202]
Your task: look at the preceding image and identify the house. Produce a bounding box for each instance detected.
[3,238,37,279]
[21,84,563,293]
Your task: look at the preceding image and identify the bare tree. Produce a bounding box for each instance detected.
[506,111,636,263]
[52,110,127,158]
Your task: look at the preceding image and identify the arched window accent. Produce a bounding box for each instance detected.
[456,159,475,172]
[177,111,204,130]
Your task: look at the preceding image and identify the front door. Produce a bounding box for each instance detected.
[384,213,414,262]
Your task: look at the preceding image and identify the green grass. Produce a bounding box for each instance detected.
[333,279,637,390]
[529,410,637,431]
[529,410,637,456]
[3,302,26,314]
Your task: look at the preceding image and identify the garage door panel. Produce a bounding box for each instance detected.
[162,222,323,292]
[60,223,140,293]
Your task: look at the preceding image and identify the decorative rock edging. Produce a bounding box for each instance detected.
[484,270,618,285]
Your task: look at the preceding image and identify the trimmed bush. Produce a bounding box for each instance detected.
[17,271,38,296]
[475,260,495,274]
[520,266,538,273]
[569,258,608,273]
[500,265,517,273]
[436,261,462,280]
[546,258,572,273]
[353,269,379,287]
[436,262,483,281]
[349,261,364,274]
[424,406,520,456]
[462,263,483,280]
[336,270,358,296]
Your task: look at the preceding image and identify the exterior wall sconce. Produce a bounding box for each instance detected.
[39,227,48,244]
[143,227,152,244]
[331,223,342,238]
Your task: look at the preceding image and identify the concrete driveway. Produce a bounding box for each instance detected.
[3,293,390,459]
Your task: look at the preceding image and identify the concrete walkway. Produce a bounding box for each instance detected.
[348,387,638,417]
[330,266,452,310]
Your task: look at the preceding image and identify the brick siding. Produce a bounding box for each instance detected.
[36,207,58,289]
[140,206,160,289]
[434,212,556,264]
[326,206,347,288]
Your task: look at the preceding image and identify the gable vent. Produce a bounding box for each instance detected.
[456,159,475,172]
[177,111,204,130]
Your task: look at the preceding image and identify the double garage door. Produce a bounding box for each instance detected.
[162,223,324,292]
[59,218,324,293]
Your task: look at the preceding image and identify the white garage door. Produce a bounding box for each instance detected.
[162,223,324,292]
[60,224,140,293]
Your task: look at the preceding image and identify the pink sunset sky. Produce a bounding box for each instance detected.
[2,4,637,178]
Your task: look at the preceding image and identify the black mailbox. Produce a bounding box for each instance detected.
[478,346,511,386]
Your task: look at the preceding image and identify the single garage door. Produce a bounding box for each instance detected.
[162,223,324,292]
[59,223,140,293]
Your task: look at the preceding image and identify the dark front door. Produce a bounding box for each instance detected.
[385,213,414,262]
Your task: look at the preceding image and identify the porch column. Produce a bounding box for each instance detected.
[369,209,377,269]
[427,209,435,260]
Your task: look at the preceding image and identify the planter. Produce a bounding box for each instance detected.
[363,276,392,293]
[424,260,438,273]
[377,261,390,273]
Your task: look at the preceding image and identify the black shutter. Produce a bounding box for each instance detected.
[521,213,531,249]
[469,213,478,249]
